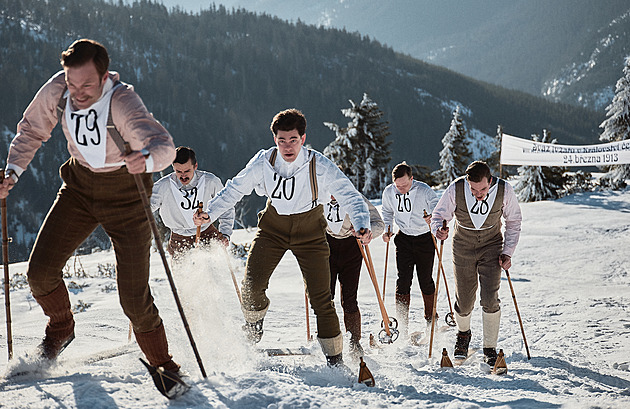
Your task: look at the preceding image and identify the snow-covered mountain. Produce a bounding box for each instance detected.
[161,0,630,110]
[1,187,629,407]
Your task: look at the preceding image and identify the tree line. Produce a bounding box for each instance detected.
[0,0,607,260]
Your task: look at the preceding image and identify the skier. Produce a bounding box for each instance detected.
[324,193,384,356]
[430,160,522,366]
[0,39,184,392]
[151,146,234,257]
[193,108,372,366]
[381,162,439,338]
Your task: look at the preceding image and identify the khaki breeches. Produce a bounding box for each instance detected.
[242,202,341,339]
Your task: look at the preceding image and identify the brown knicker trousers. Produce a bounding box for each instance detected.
[27,158,162,332]
[452,226,503,316]
[242,202,341,339]
[167,224,221,257]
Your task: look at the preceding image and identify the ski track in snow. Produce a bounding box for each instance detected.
[1,188,630,408]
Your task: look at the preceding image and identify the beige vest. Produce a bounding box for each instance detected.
[453,176,505,245]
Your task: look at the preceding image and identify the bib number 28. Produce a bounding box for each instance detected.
[470,198,489,215]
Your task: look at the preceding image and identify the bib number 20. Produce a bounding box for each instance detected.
[271,174,295,201]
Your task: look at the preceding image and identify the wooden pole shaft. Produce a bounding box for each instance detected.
[505,269,531,359]
[428,220,447,358]
[381,225,391,302]
[357,240,391,336]
[1,170,13,360]
[125,144,207,378]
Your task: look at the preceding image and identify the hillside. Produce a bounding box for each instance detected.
[0,0,604,260]
[196,0,630,110]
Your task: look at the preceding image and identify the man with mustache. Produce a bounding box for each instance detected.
[151,146,234,257]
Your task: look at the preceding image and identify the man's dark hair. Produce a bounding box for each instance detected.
[60,39,110,78]
[270,108,307,136]
[392,161,412,180]
[174,146,197,166]
[465,160,492,183]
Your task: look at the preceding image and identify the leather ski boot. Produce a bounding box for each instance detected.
[344,310,364,357]
[34,281,76,360]
[483,347,498,366]
[395,293,410,338]
[326,353,344,367]
[243,318,264,343]
[422,291,438,324]
[453,329,472,360]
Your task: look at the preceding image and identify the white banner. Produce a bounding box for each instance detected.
[500,134,630,166]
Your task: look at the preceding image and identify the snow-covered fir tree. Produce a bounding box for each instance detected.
[599,56,630,190]
[435,105,471,185]
[323,93,391,198]
[485,124,503,176]
[515,130,564,202]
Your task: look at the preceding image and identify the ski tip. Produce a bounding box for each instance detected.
[140,358,190,399]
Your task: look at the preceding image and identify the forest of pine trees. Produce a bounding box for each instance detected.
[0,0,614,260]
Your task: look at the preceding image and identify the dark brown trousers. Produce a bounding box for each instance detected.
[167,224,221,258]
[27,158,162,332]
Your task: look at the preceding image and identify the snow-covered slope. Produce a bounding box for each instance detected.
[1,187,629,408]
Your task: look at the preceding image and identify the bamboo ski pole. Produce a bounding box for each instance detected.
[381,225,391,302]
[125,143,207,378]
[304,289,312,341]
[424,210,455,325]
[194,202,203,246]
[356,238,393,339]
[504,268,531,359]
[1,170,13,360]
[222,246,243,305]
[428,220,447,358]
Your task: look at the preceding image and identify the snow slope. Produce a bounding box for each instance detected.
[1,187,629,408]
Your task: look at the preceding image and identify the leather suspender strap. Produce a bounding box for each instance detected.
[106,105,127,155]
[56,86,67,124]
[308,152,318,208]
[269,149,278,166]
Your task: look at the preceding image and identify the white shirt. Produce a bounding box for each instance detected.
[381,180,438,236]
[151,170,235,237]
[206,146,370,230]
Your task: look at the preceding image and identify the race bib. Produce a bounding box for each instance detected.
[169,177,206,229]
[324,197,347,234]
[464,181,498,229]
[263,159,311,214]
[65,84,120,168]
[393,187,418,226]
